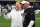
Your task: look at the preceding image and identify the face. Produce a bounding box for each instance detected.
[20,4,23,9]
[16,4,21,10]
[23,3,29,9]
[16,1,21,10]
[21,4,23,7]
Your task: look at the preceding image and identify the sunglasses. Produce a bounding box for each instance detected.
[20,3,24,5]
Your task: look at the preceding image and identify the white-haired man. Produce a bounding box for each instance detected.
[4,1,24,27]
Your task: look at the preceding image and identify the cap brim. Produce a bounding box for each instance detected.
[20,2,24,4]
[20,1,30,4]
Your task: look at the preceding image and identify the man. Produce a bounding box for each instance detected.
[35,9,40,14]
[11,1,16,10]
[0,4,1,16]
[7,4,12,12]
[0,9,1,16]
[21,1,35,27]
[4,1,24,27]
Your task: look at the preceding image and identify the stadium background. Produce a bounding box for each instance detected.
[0,0,40,27]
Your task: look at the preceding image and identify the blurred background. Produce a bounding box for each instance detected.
[0,0,40,27]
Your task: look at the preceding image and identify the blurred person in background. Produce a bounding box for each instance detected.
[4,1,24,27]
[0,3,1,16]
[34,9,40,15]
[21,1,35,27]
[7,4,12,12]
[12,2,16,10]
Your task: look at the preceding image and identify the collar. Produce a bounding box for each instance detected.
[24,8,29,13]
[16,9,22,11]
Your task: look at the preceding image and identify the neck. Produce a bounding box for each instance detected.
[16,9,21,11]
[25,8,28,10]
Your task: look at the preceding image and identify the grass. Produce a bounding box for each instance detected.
[0,13,11,27]
[35,13,40,27]
[0,12,40,27]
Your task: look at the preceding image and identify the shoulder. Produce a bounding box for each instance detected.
[26,8,35,14]
[11,9,16,12]
[10,9,16,14]
[21,10,24,13]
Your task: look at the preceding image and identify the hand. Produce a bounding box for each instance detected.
[27,25,32,27]
[5,9,8,14]
[28,26,32,27]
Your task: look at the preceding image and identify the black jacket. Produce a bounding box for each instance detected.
[23,8,35,27]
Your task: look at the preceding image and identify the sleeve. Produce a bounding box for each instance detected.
[30,11,35,21]
[39,10,40,12]
[28,20,34,27]
[4,12,12,19]
[34,10,40,14]
[28,11,35,27]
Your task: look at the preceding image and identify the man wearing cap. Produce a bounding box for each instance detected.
[21,1,35,27]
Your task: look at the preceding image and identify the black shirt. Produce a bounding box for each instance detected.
[23,8,35,27]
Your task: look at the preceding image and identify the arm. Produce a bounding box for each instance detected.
[4,12,11,19]
[35,10,40,14]
[39,10,40,12]
[4,9,12,20]
[28,11,35,27]
[28,20,34,27]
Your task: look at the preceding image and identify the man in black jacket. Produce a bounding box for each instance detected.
[21,1,35,27]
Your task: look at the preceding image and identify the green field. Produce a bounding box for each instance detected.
[0,12,40,27]
[35,13,40,27]
[0,13,11,27]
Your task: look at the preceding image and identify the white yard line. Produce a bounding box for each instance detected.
[0,23,10,24]
[36,18,40,19]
